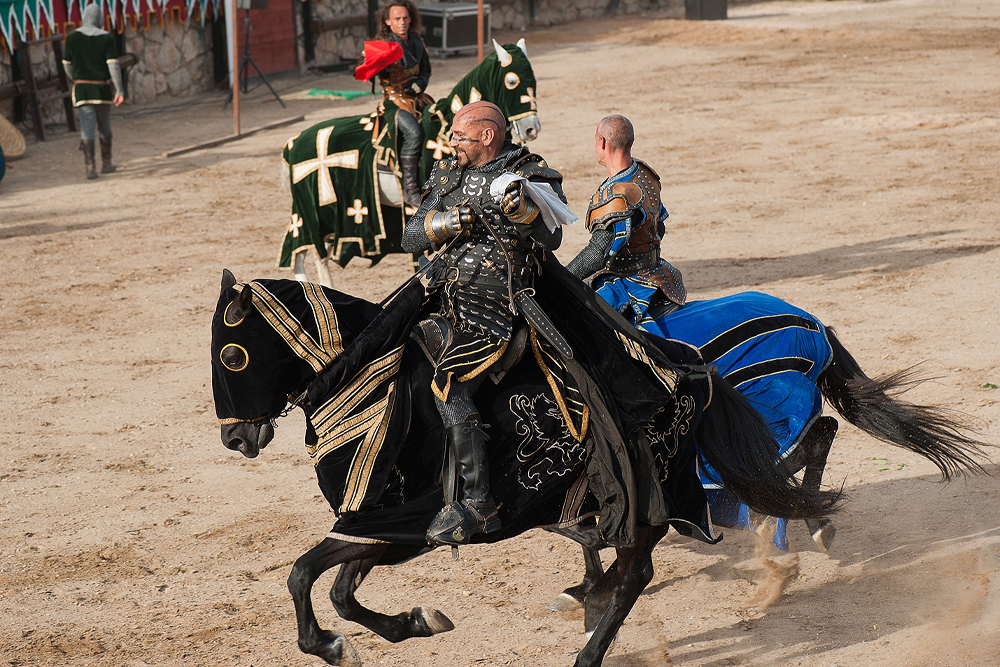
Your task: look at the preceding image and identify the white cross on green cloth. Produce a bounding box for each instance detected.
[292,126,360,207]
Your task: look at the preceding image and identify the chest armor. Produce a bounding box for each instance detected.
[430,158,535,288]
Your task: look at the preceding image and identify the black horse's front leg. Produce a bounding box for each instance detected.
[546,520,609,612]
[574,527,668,667]
[287,538,385,666]
[330,555,455,643]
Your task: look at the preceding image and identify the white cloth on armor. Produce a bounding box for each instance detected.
[490,173,578,233]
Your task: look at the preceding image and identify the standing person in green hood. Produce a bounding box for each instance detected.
[62,3,124,180]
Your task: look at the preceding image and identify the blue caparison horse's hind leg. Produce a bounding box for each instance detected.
[800,416,839,551]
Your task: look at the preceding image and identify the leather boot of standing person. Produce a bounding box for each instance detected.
[99,135,116,173]
[80,140,98,180]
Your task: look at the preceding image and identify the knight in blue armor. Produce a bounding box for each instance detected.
[566,115,687,324]
[402,101,566,546]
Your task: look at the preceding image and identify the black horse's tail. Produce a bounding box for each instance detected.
[698,372,843,520]
[818,326,988,479]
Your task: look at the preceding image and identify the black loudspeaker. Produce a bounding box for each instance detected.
[236,0,268,9]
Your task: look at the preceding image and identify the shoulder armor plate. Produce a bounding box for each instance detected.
[586,182,642,231]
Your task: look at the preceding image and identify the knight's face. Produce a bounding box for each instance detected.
[386,6,410,38]
[450,115,494,168]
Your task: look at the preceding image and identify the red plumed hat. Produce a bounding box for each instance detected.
[354,41,404,81]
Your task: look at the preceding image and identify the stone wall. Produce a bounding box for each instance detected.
[298,0,371,69]
[124,20,215,105]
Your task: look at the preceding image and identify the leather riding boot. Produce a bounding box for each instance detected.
[426,418,500,546]
[399,154,422,208]
[80,140,98,180]
[99,135,116,173]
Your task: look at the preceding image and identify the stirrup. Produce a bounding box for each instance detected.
[426,500,500,546]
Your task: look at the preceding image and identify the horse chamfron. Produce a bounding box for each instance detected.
[210,268,838,667]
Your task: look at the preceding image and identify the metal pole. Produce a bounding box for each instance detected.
[477,0,483,62]
[231,0,240,135]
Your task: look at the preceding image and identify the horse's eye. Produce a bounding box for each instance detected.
[504,72,520,90]
[220,344,249,372]
[224,301,245,327]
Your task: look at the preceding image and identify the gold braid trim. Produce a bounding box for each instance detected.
[218,416,271,425]
[530,328,589,443]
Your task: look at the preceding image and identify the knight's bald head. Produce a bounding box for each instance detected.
[451,101,507,167]
[596,115,634,152]
[454,101,506,134]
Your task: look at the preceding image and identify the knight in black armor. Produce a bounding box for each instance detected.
[566,115,687,325]
[402,101,567,546]
[375,1,432,207]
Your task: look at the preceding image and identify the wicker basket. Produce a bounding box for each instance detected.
[0,113,27,160]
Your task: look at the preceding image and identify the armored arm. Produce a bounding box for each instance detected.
[402,189,473,252]
[565,228,614,279]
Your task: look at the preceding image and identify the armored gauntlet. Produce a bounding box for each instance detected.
[500,182,540,228]
[425,206,474,244]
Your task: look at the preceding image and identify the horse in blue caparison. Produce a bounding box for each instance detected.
[279,39,541,287]
[546,289,989,614]
[210,267,841,667]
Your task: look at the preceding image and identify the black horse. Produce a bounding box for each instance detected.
[211,267,838,667]
[546,319,990,613]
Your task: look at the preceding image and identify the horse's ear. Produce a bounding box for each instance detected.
[516,38,527,57]
[492,39,512,67]
[222,269,237,293]
[226,283,254,324]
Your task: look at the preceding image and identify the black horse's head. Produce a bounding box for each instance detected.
[211,270,383,458]
[212,270,312,457]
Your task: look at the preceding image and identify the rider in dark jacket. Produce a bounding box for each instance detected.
[375,1,432,208]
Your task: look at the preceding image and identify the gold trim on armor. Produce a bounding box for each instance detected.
[511,202,540,227]
[424,210,445,245]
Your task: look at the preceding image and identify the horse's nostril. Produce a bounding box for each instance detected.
[226,438,243,450]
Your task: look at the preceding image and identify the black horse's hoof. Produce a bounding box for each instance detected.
[547,592,583,612]
[413,606,455,635]
[806,518,836,552]
[301,631,360,667]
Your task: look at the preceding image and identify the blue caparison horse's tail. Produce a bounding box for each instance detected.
[819,326,988,479]
[697,372,843,520]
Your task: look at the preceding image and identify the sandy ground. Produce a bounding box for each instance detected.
[3,0,1000,664]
